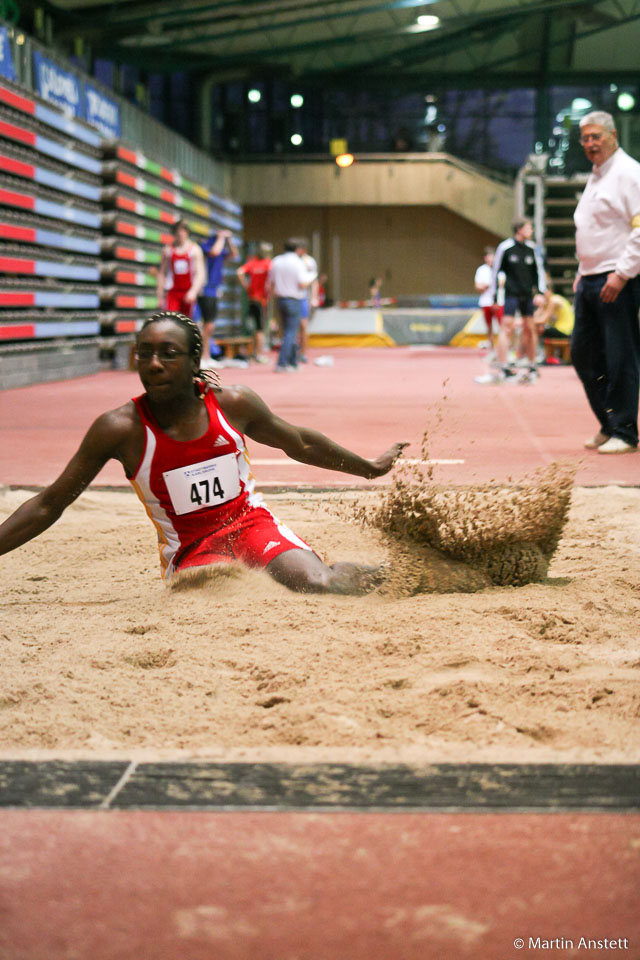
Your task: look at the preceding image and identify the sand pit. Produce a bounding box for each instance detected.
[0,482,639,764]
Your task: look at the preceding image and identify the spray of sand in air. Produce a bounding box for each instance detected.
[348,429,577,595]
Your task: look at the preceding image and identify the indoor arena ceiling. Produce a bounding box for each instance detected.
[41,0,640,89]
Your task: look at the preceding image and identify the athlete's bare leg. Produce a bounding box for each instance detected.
[299,316,308,359]
[497,314,515,366]
[521,315,538,363]
[267,548,385,595]
[201,321,214,363]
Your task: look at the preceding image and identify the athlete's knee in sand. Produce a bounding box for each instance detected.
[266,548,385,595]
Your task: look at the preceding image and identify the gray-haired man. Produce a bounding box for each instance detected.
[573,110,640,454]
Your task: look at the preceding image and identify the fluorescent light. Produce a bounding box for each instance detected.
[248,89,262,103]
[416,14,440,28]
[290,94,304,108]
[617,92,635,111]
[291,133,303,146]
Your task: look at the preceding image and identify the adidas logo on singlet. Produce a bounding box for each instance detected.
[213,435,227,447]
[263,541,281,554]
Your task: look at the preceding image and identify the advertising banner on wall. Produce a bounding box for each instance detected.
[32,49,122,139]
[84,81,121,138]
[0,25,17,81]
[33,49,82,116]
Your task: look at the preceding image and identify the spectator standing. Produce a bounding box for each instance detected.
[474,246,501,350]
[369,276,383,306]
[573,110,640,455]
[479,219,546,384]
[296,239,318,364]
[198,229,239,367]
[157,220,205,319]
[236,242,273,364]
[316,273,328,307]
[267,238,316,372]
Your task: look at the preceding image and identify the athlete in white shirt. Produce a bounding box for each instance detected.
[573,110,640,454]
[474,247,498,347]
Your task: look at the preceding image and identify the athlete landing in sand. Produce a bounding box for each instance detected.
[0,312,407,595]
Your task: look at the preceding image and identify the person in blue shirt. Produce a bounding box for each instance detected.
[198,229,239,366]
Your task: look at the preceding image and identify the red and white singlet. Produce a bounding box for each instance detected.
[129,388,310,579]
[166,244,196,315]
[169,245,195,294]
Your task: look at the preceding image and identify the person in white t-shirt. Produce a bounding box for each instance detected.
[474,247,502,349]
[267,238,316,372]
[573,110,640,454]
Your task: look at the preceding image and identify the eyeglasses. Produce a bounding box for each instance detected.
[134,347,190,363]
[579,133,604,144]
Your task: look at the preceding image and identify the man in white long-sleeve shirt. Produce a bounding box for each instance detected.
[573,110,640,454]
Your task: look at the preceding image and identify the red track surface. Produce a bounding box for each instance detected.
[1,811,637,960]
[1,346,638,489]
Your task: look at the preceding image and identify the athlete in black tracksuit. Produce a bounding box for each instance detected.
[491,220,546,380]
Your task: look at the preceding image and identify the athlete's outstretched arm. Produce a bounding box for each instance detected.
[0,411,126,557]
[219,386,408,478]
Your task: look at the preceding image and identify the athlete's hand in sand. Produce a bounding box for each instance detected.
[369,442,409,477]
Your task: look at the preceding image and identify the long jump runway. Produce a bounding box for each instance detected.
[1,346,639,958]
[1,346,638,488]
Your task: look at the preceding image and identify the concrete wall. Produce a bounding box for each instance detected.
[230,156,514,300]
[0,339,133,391]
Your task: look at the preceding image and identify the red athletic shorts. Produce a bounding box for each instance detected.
[166,291,194,317]
[174,502,312,574]
[482,305,503,329]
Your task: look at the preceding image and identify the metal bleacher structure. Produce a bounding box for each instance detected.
[517,156,586,299]
[0,55,243,390]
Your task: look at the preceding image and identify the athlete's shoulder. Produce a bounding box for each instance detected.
[93,400,140,438]
[73,401,140,465]
[215,383,260,409]
[494,238,514,260]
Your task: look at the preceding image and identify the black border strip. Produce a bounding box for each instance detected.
[0,762,638,811]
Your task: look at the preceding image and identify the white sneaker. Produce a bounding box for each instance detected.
[474,372,503,384]
[200,357,223,369]
[597,437,638,455]
[584,431,610,450]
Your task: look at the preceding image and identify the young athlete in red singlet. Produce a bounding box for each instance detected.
[157,221,205,319]
[130,381,310,580]
[0,313,408,594]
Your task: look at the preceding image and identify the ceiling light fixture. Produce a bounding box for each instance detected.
[617,92,635,111]
[416,14,440,29]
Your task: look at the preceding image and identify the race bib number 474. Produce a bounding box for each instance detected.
[163,454,240,515]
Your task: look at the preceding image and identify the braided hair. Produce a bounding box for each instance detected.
[139,311,220,392]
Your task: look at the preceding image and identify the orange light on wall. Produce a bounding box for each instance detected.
[335,153,354,168]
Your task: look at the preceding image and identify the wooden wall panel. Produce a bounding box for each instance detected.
[242,205,501,300]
